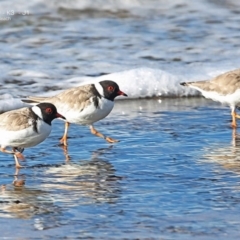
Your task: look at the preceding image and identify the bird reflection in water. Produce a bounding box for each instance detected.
[12,168,25,187]
[0,146,122,220]
[203,128,240,174]
[0,168,26,194]
[44,145,122,204]
[0,181,60,220]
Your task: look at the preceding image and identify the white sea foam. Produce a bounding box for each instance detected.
[0,94,27,113]
[0,0,239,113]
[0,66,236,113]
[65,67,200,99]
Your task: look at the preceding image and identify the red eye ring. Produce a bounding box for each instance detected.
[46,107,53,114]
[108,86,114,91]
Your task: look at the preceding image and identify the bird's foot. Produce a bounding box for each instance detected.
[105,136,120,143]
[15,162,23,169]
[60,137,68,146]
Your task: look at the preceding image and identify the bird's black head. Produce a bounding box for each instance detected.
[99,80,128,101]
[36,102,65,125]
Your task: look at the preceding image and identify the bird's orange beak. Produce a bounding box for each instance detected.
[117,90,128,97]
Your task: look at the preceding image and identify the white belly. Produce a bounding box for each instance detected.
[57,98,114,125]
[0,120,51,148]
[193,87,240,107]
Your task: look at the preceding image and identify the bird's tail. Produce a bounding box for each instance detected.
[180,79,209,87]
[21,96,48,104]
[180,82,191,86]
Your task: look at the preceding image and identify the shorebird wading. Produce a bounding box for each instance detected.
[180,69,240,128]
[0,103,65,168]
[22,80,128,146]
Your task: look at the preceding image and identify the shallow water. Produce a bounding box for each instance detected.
[1,99,240,239]
[1,0,240,239]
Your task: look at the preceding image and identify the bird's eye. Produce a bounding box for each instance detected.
[46,107,53,114]
[108,86,114,91]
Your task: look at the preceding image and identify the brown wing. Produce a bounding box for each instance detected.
[27,84,98,112]
[188,69,240,95]
[0,107,35,131]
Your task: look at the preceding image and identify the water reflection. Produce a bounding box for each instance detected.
[203,129,240,174]
[43,146,121,204]
[113,98,215,119]
[0,185,60,220]
[0,147,121,220]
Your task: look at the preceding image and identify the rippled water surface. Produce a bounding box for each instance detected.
[1,0,240,239]
[0,0,240,98]
[1,99,240,239]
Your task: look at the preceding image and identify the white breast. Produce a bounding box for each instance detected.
[195,87,240,107]
[58,97,114,125]
[0,119,52,148]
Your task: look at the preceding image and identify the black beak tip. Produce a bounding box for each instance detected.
[56,113,66,120]
[118,90,128,97]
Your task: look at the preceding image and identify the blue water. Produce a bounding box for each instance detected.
[1,0,240,239]
[1,99,240,239]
